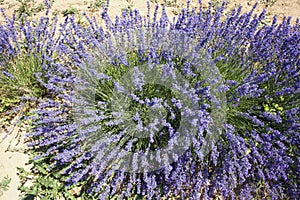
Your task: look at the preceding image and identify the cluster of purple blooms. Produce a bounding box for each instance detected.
[1,1,299,199]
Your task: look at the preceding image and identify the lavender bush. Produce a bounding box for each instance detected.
[0,1,299,199]
[0,2,58,119]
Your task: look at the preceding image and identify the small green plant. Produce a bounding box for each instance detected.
[15,0,49,20]
[61,7,79,17]
[15,0,33,19]
[260,0,277,7]
[171,8,179,15]
[32,2,45,13]
[0,176,12,197]
[18,164,78,200]
[164,0,177,7]
[87,0,106,11]
[17,145,98,200]
[211,0,230,11]
[93,0,106,8]
[76,14,88,26]
[171,3,185,15]
[52,9,59,16]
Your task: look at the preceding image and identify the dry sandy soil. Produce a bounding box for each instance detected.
[0,0,299,200]
[0,0,299,23]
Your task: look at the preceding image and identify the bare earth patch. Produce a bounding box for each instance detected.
[0,0,299,23]
[0,114,32,200]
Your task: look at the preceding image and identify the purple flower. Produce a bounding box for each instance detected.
[8,1,298,199]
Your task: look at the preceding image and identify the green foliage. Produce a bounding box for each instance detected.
[16,0,33,20]
[32,2,46,13]
[18,164,77,200]
[211,0,226,9]
[15,0,33,19]
[52,9,59,16]
[61,7,79,17]
[88,0,106,11]
[150,0,158,3]
[0,176,11,197]
[260,0,277,7]
[164,0,177,7]
[0,54,46,117]
[75,14,89,26]
[83,51,187,155]
[15,0,48,20]
[17,150,98,200]
[0,97,20,114]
